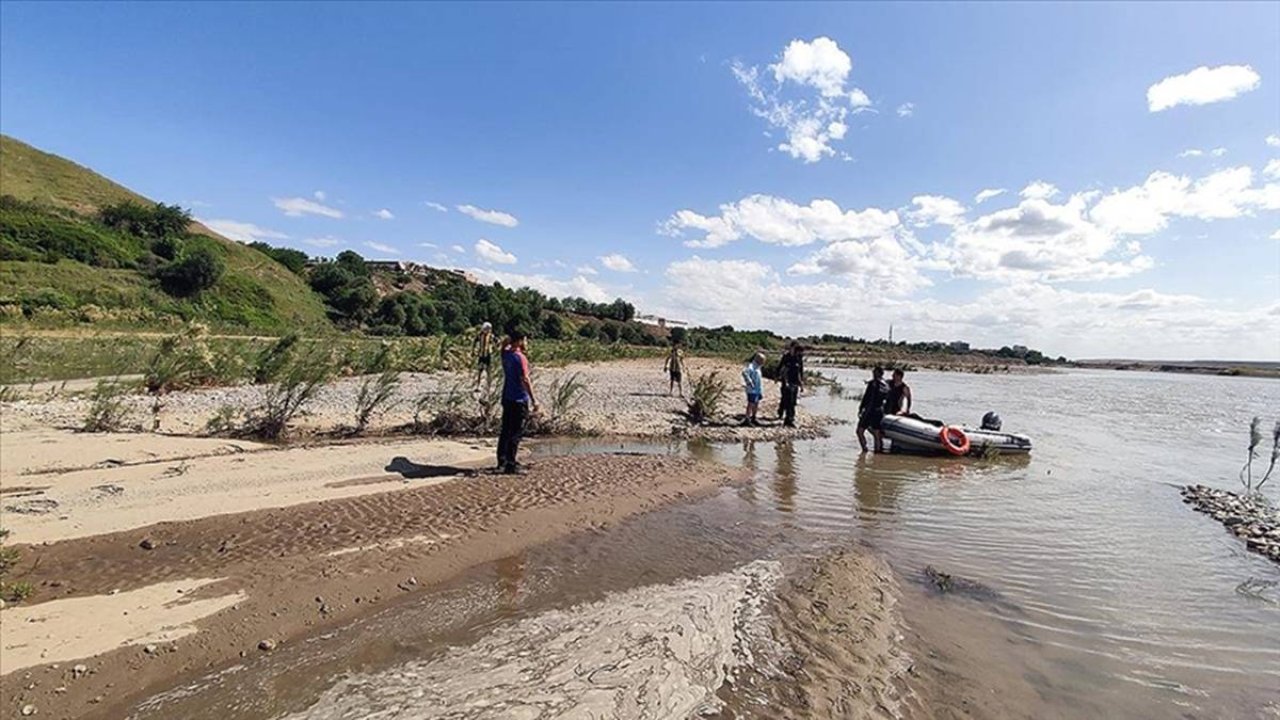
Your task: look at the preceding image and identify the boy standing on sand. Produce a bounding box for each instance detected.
[473,322,494,390]
[664,341,686,397]
[857,366,890,453]
[497,330,537,474]
[741,351,765,426]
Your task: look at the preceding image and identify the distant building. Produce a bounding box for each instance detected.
[636,314,688,329]
[1012,345,1028,355]
[949,341,970,352]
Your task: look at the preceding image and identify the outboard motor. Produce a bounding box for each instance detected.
[981,411,1002,431]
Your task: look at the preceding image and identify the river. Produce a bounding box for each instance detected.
[130,368,1280,719]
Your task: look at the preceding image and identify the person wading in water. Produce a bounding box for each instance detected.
[857,366,890,453]
[497,330,537,474]
[777,342,804,428]
[886,368,912,416]
[664,340,686,397]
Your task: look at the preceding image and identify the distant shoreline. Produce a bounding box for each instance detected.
[1072,360,1280,379]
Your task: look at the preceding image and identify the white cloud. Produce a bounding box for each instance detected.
[457,204,519,227]
[419,242,438,249]
[1268,134,1280,148]
[908,195,966,227]
[314,190,327,201]
[1178,149,1204,158]
[662,194,900,248]
[200,219,289,244]
[1272,230,1280,240]
[470,269,610,303]
[787,237,931,296]
[373,208,395,220]
[1090,166,1279,235]
[576,265,599,275]
[451,244,466,254]
[1264,159,1280,179]
[425,201,448,213]
[272,196,344,219]
[475,238,517,265]
[1147,64,1262,112]
[303,236,341,248]
[365,241,397,255]
[1020,181,1059,200]
[651,260,1279,360]
[1211,147,1227,157]
[599,253,638,272]
[896,103,915,118]
[974,188,1006,204]
[732,37,871,164]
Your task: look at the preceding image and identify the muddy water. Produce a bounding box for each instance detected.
[132,369,1280,719]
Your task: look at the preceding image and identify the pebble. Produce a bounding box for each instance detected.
[144,644,158,655]
[1182,484,1280,564]
[258,639,278,652]
[20,705,36,716]
[139,538,156,550]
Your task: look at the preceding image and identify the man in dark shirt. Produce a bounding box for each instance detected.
[886,368,912,416]
[857,366,890,453]
[497,330,537,474]
[778,342,804,428]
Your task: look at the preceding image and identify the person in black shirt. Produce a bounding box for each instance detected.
[777,342,804,428]
[857,366,890,453]
[886,368,912,416]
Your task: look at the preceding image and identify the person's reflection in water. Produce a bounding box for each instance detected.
[773,439,797,516]
[852,452,904,521]
[738,438,759,503]
[494,552,526,617]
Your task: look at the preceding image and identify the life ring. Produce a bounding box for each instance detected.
[940,425,970,456]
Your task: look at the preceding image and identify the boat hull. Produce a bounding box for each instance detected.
[880,415,1033,456]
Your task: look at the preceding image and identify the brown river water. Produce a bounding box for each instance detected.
[129,369,1280,719]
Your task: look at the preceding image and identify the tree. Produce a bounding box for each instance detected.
[158,246,224,296]
[669,326,688,346]
[541,313,566,339]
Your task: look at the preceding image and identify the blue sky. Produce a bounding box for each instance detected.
[2,1,1278,359]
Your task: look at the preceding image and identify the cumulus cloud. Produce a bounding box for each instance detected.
[451,244,466,254]
[457,204,519,227]
[662,194,900,249]
[425,201,448,213]
[314,190,327,201]
[908,195,966,227]
[475,238,517,264]
[576,265,599,275]
[365,241,397,255]
[200,219,289,244]
[732,37,871,163]
[1019,181,1060,201]
[1147,64,1262,112]
[1211,147,1227,157]
[652,259,1278,360]
[469,269,611,303]
[599,253,638,272]
[373,208,395,220]
[272,196,344,219]
[896,103,914,118]
[787,237,931,296]
[1265,159,1280,179]
[974,188,1006,204]
[1090,166,1280,235]
[1268,134,1280,148]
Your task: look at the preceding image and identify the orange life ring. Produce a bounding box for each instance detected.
[940,425,970,456]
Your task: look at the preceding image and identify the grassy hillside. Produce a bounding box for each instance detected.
[0,135,331,333]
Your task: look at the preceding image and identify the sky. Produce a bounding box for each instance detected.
[2,1,1278,360]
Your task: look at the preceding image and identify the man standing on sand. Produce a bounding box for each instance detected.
[887,368,913,416]
[497,330,537,474]
[664,341,686,397]
[741,351,765,426]
[778,342,804,428]
[857,366,890,453]
[473,322,494,390]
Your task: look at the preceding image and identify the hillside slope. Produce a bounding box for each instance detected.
[0,135,331,333]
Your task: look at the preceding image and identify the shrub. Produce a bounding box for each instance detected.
[83,379,133,432]
[252,333,300,384]
[144,324,218,393]
[99,201,191,240]
[687,371,727,424]
[244,348,334,440]
[353,345,400,433]
[158,246,225,296]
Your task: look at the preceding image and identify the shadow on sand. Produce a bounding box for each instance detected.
[385,456,476,480]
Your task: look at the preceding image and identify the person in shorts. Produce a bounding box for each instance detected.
[663,341,685,397]
[857,366,890,452]
[741,351,765,426]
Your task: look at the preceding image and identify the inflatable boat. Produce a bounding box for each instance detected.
[879,414,1032,456]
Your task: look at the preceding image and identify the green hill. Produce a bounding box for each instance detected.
[0,135,331,333]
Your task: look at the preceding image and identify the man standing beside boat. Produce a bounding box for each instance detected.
[857,366,890,453]
[887,368,912,416]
